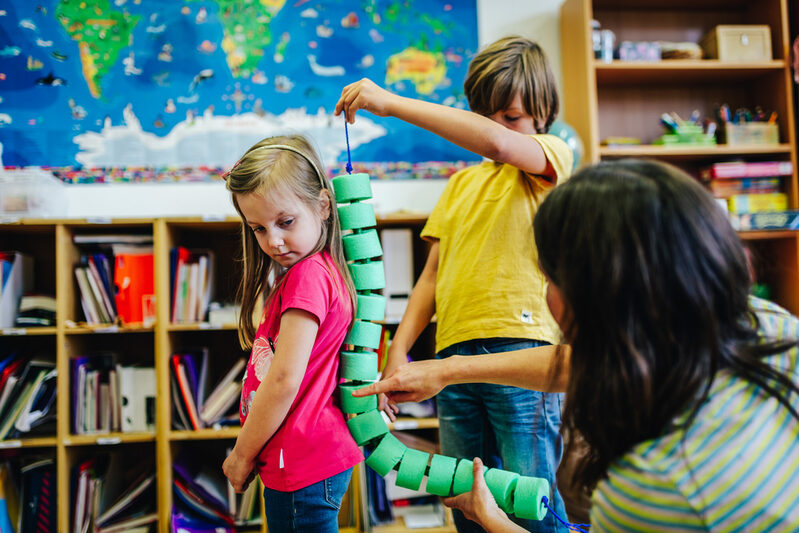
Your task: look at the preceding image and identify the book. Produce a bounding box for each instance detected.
[731,210,799,231]
[118,366,156,432]
[700,160,793,180]
[727,192,787,214]
[172,356,202,430]
[74,267,103,324]
[200,358,245,424]
[0,253,32,328]
[707,177,781,199]
[20,457,55,533]
[113,252,154,324]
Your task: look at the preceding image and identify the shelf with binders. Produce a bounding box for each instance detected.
[66,442,158,533]
[164,329,247,437]
[157,218,240,327]
[59,221,156,330]
[0,337,57,445]
[169,439,264,531]
[0,449,58,531]
[0,222,56,333]
[64,332,156,440]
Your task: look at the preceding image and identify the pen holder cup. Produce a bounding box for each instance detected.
[723,123,779,145]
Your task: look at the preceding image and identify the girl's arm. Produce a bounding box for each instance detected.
[223,308,317,491]
[354,344,570,404]
[334,78,552,177]
[379,241,439,419]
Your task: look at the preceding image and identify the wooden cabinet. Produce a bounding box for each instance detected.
[561,0,799,314]
[0,214,444,532]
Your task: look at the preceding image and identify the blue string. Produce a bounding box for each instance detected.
[344,117,353,174]
[542,496,590,532]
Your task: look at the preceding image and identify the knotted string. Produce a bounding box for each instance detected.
[542,496,590,532]
[344,117,353,175]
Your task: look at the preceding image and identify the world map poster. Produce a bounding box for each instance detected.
[0,0,478,178]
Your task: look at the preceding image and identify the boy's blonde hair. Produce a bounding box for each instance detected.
[225,135,355,349]
[464,36,559,133]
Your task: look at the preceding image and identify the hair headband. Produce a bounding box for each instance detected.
[224,143,327,189]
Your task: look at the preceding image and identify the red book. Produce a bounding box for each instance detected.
[114,253,154,324]
[701,161,793,180]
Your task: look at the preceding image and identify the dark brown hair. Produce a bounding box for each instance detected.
[464,36,559,133]
[534,159,799,491]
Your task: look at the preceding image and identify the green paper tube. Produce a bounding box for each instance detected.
[355,293,386,321]
[346,409,389,446]
[396,448,430,491]
[332,173,372,203]
[452,459,489,495]
[343,229,383,262]
[484,468,520,513]
[513,476,550,521]
[344,320,382,350]
[339,382,378,414]
[340,350,377,381]
[338,202,376,231]
[426,454,457,497]
[365,433,407,476]
[349,260,386,291]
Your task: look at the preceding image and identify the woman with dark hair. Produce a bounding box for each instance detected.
[355,159,799,531]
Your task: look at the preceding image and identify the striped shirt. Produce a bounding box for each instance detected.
[590,297,799,532]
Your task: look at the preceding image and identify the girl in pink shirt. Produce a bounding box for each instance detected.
[222,135,363,532]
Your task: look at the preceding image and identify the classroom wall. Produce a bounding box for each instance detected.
[62,0,565,219]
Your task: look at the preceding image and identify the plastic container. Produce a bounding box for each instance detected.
[0,167,67,218]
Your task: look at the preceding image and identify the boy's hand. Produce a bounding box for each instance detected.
[335,78,397,123]
[223,447,256,493]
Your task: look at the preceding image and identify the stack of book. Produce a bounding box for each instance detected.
[73,234,155,326]
[170,247,215,324]
[71,354,156,434]
[700,161,797,230]
[0,457,57,532]
[172,450,260,529]
[72,454,156,533]
[171,350,245,430]
[0,356,56,440]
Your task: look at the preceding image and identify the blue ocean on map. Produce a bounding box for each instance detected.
[0,0,478,169]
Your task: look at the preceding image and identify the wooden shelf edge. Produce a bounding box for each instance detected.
[63,432,156,446]
[738,230,799,240]
[388,417,439,431]
[169,427,241,440]
[0,326,57,336]
[0,437,58,448]
[595,59,785,70]
[599,144,792,158]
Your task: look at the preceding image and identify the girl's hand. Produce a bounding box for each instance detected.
[335,78,398,123]
[352,358,448,404]
[223,448,256,493]
[443,458,512,531]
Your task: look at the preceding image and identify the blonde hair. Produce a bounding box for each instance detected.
[464,36,559,133]
[225,135,356,349]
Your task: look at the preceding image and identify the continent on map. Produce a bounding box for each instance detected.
[55,0,139,98]
[385,47,446,95]
[209,0,286,78]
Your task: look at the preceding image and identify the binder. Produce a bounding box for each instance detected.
[114,253,154,324]
[0,252,32,328]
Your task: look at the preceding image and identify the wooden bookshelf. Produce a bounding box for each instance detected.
[0,215,439,532]
[561,0,799,316]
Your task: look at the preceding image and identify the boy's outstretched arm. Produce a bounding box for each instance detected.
[335,78,552,177]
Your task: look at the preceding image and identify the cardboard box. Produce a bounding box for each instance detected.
[701,25,771,62]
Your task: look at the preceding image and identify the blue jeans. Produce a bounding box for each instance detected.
[436,338,568,533]
[262,468,352,533]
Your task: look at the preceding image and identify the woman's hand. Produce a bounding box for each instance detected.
[352,358,449,404]
[376,356,405,422]
[335,78,398,123]
[223,447,256,493]
[443,458,519,532]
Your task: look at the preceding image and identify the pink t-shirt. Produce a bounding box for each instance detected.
[239,251,363,491]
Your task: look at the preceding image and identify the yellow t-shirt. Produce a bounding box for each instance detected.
[421,134,572,352]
